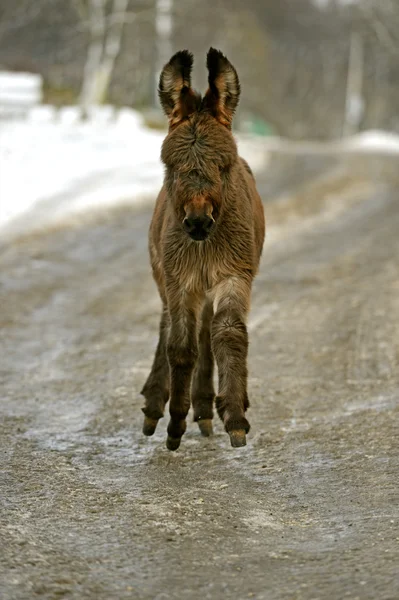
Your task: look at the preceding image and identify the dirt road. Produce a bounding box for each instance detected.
[1,155,398,599]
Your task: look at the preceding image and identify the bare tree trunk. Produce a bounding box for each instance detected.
[343,30,364,137]
[95,0,130,104]
[79,0,106,117]
[153,0,173,106]
[79,0,131,115]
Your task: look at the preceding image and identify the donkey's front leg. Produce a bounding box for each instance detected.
[166,290,200,450]
[211,277,251,447]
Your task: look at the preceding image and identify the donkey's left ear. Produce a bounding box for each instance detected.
[203,48,240,128]
[159,50,198,127]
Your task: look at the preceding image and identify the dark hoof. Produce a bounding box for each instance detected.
[166,436,181,451]
[198,419,213,437]
[142,417,158,436]
[229,430,247,448]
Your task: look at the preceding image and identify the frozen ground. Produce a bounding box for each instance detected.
[0,150,398,599]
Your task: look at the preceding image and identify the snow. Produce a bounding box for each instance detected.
[0,71,42,107]
[0,105,266,236]
[260,131,399,155]
[0,106,165,232]
[0,71,42,92]
[1,98,397,238]
[343,130,399,153]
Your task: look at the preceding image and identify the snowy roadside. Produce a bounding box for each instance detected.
[0,105,268,239]
[259,130,399,155]
[1,104,398,241]
[0,107,165,235]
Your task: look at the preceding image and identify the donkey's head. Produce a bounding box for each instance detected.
[159,48,240,241]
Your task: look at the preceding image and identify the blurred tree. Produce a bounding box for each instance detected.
[0,0,397,136]
[73,0,156,115]
[241,0,399,138]
[341,0,399,133]
[153,0,173,106]
[0,1,45,42]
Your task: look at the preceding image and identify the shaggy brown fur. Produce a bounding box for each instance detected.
[141,48,265,450]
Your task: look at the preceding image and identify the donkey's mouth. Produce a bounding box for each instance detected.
[188,230,211,242]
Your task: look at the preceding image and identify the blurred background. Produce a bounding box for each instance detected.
[0,0,398,231]
[1,0,399,135]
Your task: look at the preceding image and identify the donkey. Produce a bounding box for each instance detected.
[141,48,265,450]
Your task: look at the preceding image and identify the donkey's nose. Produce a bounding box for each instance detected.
[183,215,214,240]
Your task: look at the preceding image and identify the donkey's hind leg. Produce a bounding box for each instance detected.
[191,299,215,436]
[141,305,170,436]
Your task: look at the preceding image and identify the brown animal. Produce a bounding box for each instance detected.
[141,48,265,450]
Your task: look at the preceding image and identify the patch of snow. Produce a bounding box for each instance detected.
[57,106,82,126]
[0,107,165,233]
[0,71,42,93]
[236,134,269,172]
[260,130,399,155]
[116,107,145,129]
[0,71,42,106]
[28,105,58,123]
[0,106,268,236]
[343,130,399,153]
[0,71,42,118]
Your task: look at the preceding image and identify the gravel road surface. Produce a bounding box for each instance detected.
[1,155,398,599]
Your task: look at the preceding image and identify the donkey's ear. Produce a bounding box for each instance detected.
[203,48,240,127]
[159,50,197,126]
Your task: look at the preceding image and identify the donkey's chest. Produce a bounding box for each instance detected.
[180,246,234,293]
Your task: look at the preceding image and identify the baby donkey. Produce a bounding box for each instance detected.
[141,48,265,450]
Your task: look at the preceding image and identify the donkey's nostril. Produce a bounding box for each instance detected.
[183,217,195,233]
[183,215,214,240]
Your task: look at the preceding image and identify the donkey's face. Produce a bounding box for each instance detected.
[159,49,240,241]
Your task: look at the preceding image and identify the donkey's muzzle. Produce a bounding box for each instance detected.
[183,215,214,241]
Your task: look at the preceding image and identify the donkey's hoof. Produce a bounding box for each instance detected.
[166,436,181,451]
[229,430,247,448]
[142,417,158,436]
[198,419,213,437]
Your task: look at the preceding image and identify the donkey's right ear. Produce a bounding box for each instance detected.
[159,50,198,127]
